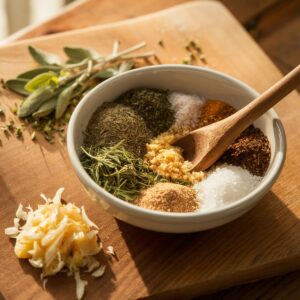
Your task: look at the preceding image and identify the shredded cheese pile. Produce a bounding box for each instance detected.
[5,188,106,300]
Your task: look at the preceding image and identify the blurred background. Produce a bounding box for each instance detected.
[0,0,72,39]
[0,0,299,80]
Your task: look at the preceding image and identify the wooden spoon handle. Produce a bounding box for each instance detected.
[228,64,300,133]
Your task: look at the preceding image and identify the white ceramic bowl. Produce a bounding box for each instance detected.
[67,65,286,233]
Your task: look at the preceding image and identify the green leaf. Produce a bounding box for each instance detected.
[19,86,55,118]
[91,68,118,79]
[5,79,30,96]
[25,71,59,92]
[55,83,78,119]
[28,46,61,66]
[63,47,100,62]
[17,66,61,80]
[91,63,134,80]
[32,97,57,119]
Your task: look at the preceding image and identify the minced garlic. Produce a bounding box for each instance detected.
[144,131,204,184]
[4,188,106,300]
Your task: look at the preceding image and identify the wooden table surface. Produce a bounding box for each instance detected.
[1,0,300,299]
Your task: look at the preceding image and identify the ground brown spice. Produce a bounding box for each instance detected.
[198,99,271,176]
[219,126,271,176]
[135,182,199,212]
[198,99,236,127]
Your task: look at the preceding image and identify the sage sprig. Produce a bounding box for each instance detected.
[18,86,55,117]
[5,41,155,142]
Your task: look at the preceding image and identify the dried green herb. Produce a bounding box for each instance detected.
[1,120,15,134]
[85,103,152,157]
[182,53,195,65]
[0,107,5,116]
[185,40,206,64]
[7,120,15,132]
[80,141,167,201]
[116,88,174,136]
[10,103,18,115]
[15,126,23,138]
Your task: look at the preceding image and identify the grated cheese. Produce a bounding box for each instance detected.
[92,265,106,278]
[4,188,107,300]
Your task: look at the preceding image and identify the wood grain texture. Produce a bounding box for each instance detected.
[2,0,187,43]
[1,0,280,43]
[199,270,300,299]
[251,0,300,75]
[1,2,300,299]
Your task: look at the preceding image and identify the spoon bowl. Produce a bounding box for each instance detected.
[174,65,300,171]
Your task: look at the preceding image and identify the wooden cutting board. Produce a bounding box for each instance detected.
[1,2,300,299]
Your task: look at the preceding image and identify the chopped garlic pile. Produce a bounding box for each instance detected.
[5,188,106,300]
[145,132,204,183]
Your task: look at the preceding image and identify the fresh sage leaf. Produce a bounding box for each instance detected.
[5,79,30,96]
[91,68,118,80]
[55,72,87,119]
[32,97,57,119]
[18,66,60,80]
[63,47,100,63]
[28,46,61,66]
[55,83,78,119]
[25,71,59,92]
[19,86,55,118]
[91,63,133,80]
[64,58,89,69]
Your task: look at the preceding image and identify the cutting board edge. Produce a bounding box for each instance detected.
[0,1,225,49]
[152,255,300,299]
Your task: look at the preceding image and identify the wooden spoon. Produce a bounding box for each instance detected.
[173,64,300,171]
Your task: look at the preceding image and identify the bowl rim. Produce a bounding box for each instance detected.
[67,64,286,221]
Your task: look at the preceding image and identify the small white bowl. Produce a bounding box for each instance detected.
[67,65,286,233]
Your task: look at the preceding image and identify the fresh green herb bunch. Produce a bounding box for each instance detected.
[5,42,154,122]
[116,88,175,136]
[84,103,152,157]
[80,141,167,201]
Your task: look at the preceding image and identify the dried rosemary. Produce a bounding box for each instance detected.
[80,141,166,201]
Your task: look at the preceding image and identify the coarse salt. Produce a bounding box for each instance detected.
[169,92,205,130]
[193,164,262,211]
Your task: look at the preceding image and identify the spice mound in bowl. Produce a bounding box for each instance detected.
[79,87,271,213]
[67,65,286,232]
